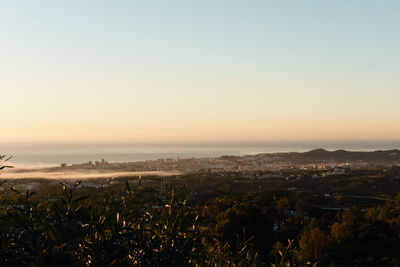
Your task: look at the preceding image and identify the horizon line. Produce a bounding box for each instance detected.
[2,139,400,145]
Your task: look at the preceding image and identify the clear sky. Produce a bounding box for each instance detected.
[1,0,399,143]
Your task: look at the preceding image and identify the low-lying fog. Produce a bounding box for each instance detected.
[0,169,181,179]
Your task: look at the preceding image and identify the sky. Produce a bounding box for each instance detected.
[1,0,399,143]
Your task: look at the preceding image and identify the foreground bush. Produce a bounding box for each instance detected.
[0,182,263,266]
[1,179,400,266]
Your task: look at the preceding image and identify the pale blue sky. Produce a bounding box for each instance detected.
[1,1,399,142]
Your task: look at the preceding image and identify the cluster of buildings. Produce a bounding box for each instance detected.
[60,159,137,172]
[57,152,398,174]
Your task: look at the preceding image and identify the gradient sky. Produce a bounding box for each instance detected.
[1,0,399,143]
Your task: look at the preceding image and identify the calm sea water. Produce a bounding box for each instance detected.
[2,141,400,167]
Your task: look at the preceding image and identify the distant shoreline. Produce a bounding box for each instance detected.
[4,142,400,168]
[2,148,399,179]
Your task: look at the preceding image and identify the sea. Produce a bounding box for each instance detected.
[1,141,400,168]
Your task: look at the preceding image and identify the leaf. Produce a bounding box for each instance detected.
[10,187,19,194]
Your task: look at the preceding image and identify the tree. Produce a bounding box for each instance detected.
[297,226,330,264]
